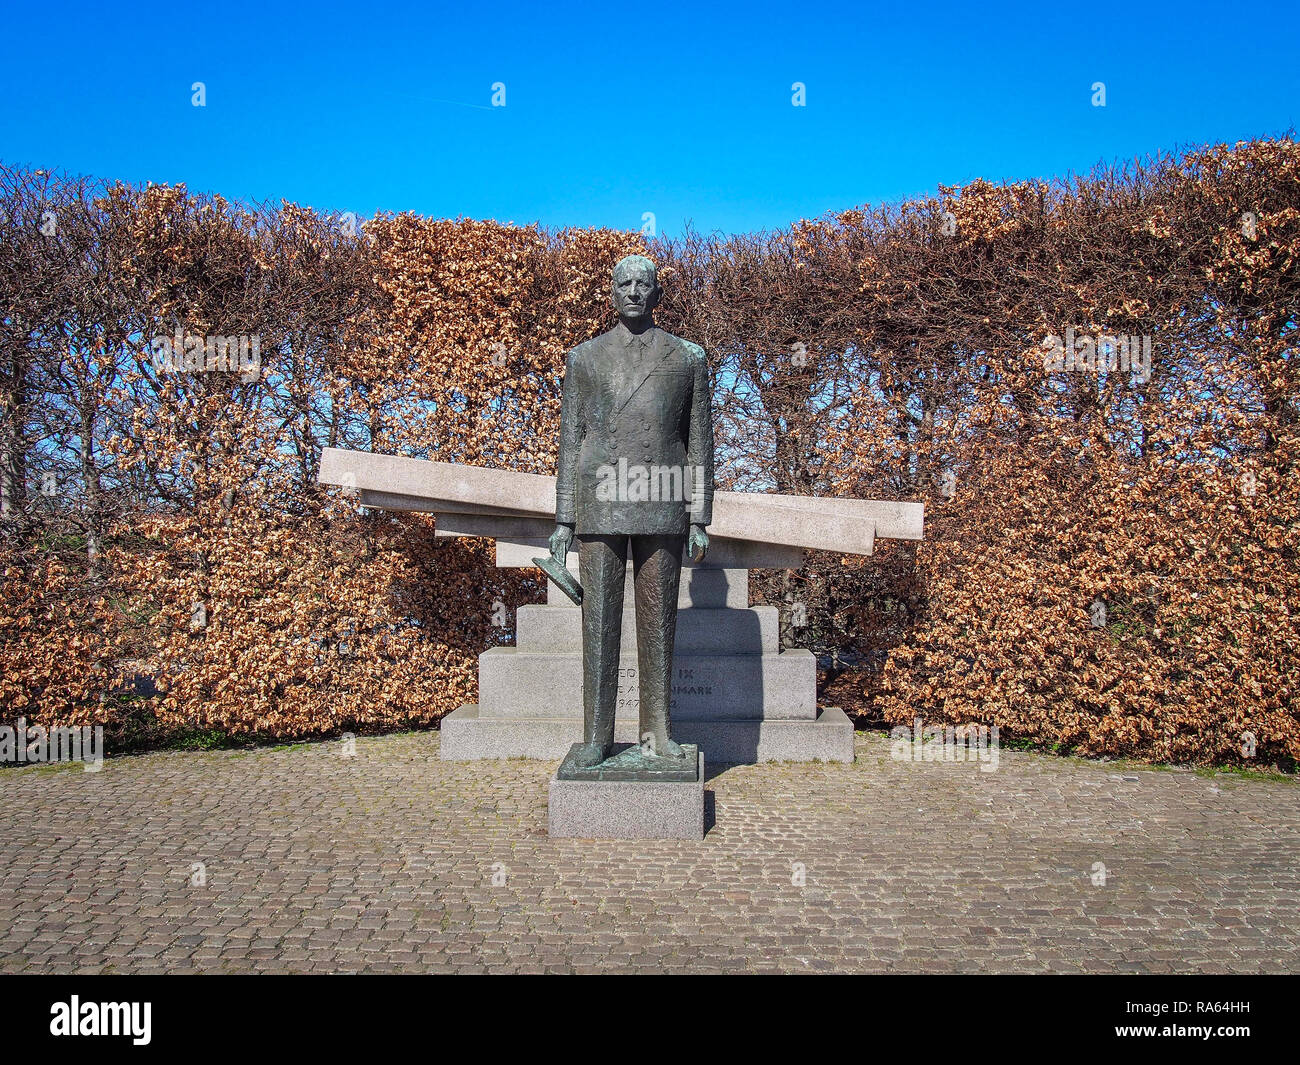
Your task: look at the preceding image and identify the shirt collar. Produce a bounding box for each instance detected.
[614,322,656,347]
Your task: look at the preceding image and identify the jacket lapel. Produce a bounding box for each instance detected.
[610,327,673,422]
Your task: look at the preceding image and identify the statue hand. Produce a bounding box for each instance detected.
[688,523,709,563]
[550,523,574,564]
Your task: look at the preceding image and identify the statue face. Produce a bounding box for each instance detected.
[612,266,659,323]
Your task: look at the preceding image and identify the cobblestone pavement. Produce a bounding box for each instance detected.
[2,731,1297,973]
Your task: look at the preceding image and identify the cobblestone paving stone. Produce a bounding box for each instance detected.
[1,731,1297,973]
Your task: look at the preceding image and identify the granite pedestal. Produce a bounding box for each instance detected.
[440,556,855,763]
[548,744,705,839]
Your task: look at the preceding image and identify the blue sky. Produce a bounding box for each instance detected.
[2,0,1295,237]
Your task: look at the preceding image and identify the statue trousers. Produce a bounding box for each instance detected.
[577,533,684,754]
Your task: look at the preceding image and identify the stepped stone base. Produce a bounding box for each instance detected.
[478,646,816,719]
[440,703,854,763]
[439,559,854,766]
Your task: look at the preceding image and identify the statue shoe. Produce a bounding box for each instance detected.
[572,742,609,768]
[658,738,685,760]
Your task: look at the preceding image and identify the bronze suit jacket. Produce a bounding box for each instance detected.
[555,323,714,536]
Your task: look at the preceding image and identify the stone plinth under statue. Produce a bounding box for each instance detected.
[318,445,923,765]
[549,743,705,840]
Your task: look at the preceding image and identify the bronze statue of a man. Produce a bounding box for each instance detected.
[549,255,714,768]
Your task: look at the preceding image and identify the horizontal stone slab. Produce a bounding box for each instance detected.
[476,647,816,720]
[362,490,522,518]
[549,748,704,839]
[516,604,779,655]
[320,448,924,555]
[440,703,854,763]
[494,536,802,570]
[435,513,556,539]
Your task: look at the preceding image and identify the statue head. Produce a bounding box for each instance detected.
[611,254,660,326]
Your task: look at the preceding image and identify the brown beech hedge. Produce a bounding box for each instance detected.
[0,137,1295,767]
